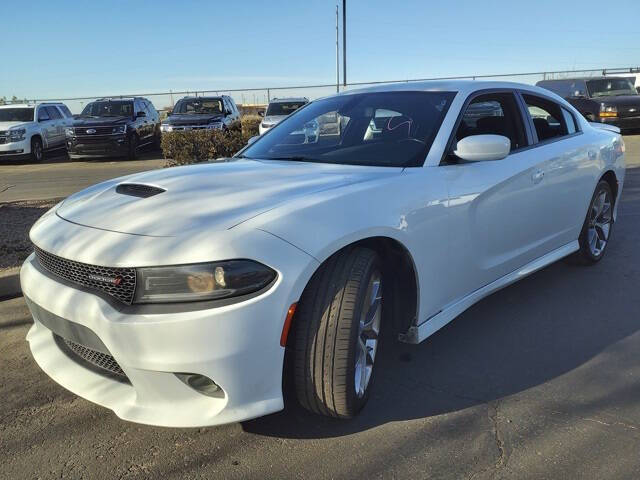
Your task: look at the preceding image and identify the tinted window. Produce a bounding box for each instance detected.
[145,100,158,116]
[81,101,133,117]
[37,107,50,121]
[523,94,569,142]
[454,92,527,152]
[58,105,73,117]
[242,91,455,167]
[173,97,223,114]
[45,106,62,119]
[266,102,307,116]
[0,108,34,122]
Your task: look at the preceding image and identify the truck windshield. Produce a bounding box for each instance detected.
[173,98,223,114]
[240,91,456,168]
[81,101,133,117]
[587,79,637,97]
[266,102,307,116]
[0,108,34,122]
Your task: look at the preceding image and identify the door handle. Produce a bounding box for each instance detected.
[532,169,545,184]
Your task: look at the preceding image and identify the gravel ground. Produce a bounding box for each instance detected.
[0,200,59,271]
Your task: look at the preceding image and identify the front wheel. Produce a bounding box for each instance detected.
[127,134,139,160]
[30,137,43,163]
[292,247,383,418]
[574,180,614,263]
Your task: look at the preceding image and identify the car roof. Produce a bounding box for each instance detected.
[269,97,308,104]
[0,104,36,109]
[337,80,561,98]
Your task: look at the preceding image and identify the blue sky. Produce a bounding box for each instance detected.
[3,0,639,110]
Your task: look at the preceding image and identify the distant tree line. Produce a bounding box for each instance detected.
[0,96,28,105]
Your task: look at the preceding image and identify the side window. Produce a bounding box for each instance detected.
[562,108,577,134]
[454,92,527,153]
[37,107,50,122]
[145,100,158,117]
[134,99,144,114]
[45,106,62,119]
[522,94,570,142]
[58,105,73,117]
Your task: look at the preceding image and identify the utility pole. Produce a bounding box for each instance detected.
[336,4,340,93]
[343,0,347,87]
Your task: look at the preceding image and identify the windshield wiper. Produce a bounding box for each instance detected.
[263,155,328,163]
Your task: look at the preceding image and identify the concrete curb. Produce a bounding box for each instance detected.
[0,267,21,299]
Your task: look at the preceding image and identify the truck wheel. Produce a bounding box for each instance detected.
[127,134,139,160]
[30,137,43,163]
[293,247,383,418]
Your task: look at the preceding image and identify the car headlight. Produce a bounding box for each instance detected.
[133,260,277,304]
[112,125,127,134]
[9,128,26,142]
[160,124,172,132]
[600,105,617,117]
[65,127,75,137]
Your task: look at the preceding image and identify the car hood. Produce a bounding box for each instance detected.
[166,113,224,126]
[56,159,402,237]
[0,121,31,130]
[593,95,640,107]
[72,116,129,127]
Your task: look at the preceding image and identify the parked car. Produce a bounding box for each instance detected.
[259,97,309,135]
[23,81,625,427]
[537,77,640,131]
[161,95,240,132]
[0,102,73,162]
[65,97,161,160]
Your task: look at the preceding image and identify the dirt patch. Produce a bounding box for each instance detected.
[0,200,60,271]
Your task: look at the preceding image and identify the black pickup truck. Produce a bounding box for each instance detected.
[536,77,640,131]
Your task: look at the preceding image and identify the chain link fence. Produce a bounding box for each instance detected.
[5,66,640,114]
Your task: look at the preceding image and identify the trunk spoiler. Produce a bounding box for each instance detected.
[589,122,621,134]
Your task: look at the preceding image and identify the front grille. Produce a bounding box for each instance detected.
[56,334,127,379]
[74,126,117,136]
[34,246,136,304]
[0,138,6,145]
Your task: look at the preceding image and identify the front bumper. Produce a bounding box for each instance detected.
[21,228,318,427]
[600,115,640,130]
[66,134,128,159]
[0,137,29,157]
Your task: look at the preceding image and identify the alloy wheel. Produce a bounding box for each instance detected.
[355,271,382,398]
[588,189,612,257]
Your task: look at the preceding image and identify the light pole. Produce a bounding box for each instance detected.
[343,0,346,87]
[336,4,340,93]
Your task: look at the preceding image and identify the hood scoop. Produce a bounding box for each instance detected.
[115,183,166,198]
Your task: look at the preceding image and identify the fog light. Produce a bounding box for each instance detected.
[175,373,224,398]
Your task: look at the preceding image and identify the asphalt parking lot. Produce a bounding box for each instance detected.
[1,137,639,479]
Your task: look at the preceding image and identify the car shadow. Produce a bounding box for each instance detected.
[0,145,162,166]
[242,165,640,439]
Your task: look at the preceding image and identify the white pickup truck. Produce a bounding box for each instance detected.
[0,102,73,162]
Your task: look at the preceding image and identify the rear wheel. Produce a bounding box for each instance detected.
[574,180,614,263]
[292,247,383,418]
[30,137,43,163]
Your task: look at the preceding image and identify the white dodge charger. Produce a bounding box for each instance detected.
[22,81,625,427]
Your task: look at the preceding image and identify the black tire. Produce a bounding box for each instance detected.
[153,130,162,150]
[574,180,614,264]
[583,112,595,122]
[30,137,43,163]
[292,247,383,418]
[127,134,139,160]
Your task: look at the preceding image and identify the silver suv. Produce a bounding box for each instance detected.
[0,102,73,162]
[259,97,309,135]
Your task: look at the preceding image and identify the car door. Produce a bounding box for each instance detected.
[45,106,65,146]
[519,92,596,248]
[36,106,56,148]
[134,99,150,142]
[439,90,553,302]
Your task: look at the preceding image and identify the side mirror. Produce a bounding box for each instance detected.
[136,111,146,117]
[454,134,510,162]
[636,86,640,95]
[247,135,259,145]
[258,110,265,117]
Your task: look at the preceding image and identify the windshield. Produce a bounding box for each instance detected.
[0,108,34,122]
[173,98,223,115]
[241,91,455,167]
[81,101,133,117]
[587,78,637,97]
[266,102,307,116]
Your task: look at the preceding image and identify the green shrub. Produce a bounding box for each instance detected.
[161,116,262,167]
[161,129,245,167]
